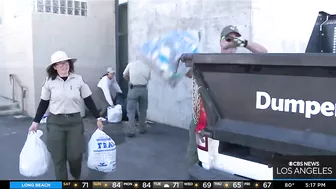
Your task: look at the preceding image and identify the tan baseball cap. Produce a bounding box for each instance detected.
[220,25,241,39]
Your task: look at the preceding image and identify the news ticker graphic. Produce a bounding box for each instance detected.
[5,181,336,189]
[272,156,336,179]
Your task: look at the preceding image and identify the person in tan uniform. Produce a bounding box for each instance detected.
[123,60,151,137]
[29,51,104,180]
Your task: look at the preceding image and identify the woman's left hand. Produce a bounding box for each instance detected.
[97,120,104,130]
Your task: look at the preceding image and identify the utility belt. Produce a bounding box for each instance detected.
[130,84,147,89]
[52,112,81,117]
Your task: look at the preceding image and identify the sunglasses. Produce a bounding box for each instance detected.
[221,36,233,42]
[55,61,69,66]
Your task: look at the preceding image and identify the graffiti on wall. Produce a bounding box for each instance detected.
[140,30,201,87]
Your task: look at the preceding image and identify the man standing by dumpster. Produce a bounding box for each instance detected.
[186,25,268,166]
[123,59,151,137]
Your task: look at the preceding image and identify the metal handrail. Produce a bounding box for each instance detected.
[9,74,27,115]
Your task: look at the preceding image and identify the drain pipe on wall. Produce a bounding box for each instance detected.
[115,0,120,82]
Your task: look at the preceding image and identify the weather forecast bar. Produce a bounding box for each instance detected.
[4,180,336,189]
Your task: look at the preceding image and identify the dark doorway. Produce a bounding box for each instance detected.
[115,2,139,121]
[117,2,128,95]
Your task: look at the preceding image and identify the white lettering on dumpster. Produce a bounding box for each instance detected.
[256,91,336,118]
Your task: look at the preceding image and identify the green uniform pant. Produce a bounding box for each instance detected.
[126,86,148,134]
[46,113,86,180]
[186,119,198,166]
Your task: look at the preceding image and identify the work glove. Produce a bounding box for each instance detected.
[222,36,248,49]
[232,37,248,47]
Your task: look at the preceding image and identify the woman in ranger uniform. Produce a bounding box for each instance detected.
[28,51,105,180]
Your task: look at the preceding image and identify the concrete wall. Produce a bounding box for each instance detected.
[128,0,253,129]
[0,1,3,24]
[0,0,35,115]
[252,0,336,53]
[0,0,116,117]
[128,0,336,129]
[31,0,116,117]
[1,0,335,123]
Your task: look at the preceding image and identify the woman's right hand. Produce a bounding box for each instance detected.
[29,122,39,132]
[97,120,104,130]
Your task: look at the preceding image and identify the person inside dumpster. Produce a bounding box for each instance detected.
[185,25,268,167]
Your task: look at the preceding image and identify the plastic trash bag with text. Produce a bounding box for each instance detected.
[140,30,201,87]
[87,129,116,172]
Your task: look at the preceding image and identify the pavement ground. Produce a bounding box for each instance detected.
[0,116,190,180]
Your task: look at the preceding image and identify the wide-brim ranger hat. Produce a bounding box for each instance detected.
[46,51,77,70]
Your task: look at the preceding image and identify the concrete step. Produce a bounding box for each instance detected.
[0,108,22,116]
[0,101,20,111]
[0,97,22,116]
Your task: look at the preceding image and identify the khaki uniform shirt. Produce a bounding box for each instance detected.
[123,60,151,85]
[41,73,92,114]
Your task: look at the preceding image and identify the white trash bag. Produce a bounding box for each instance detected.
[19,130,51,177]
[107,104,122,123]
[87,129,116,172]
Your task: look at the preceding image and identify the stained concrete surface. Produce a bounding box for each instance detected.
[0,116,190,180]
[0,97,15,106]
